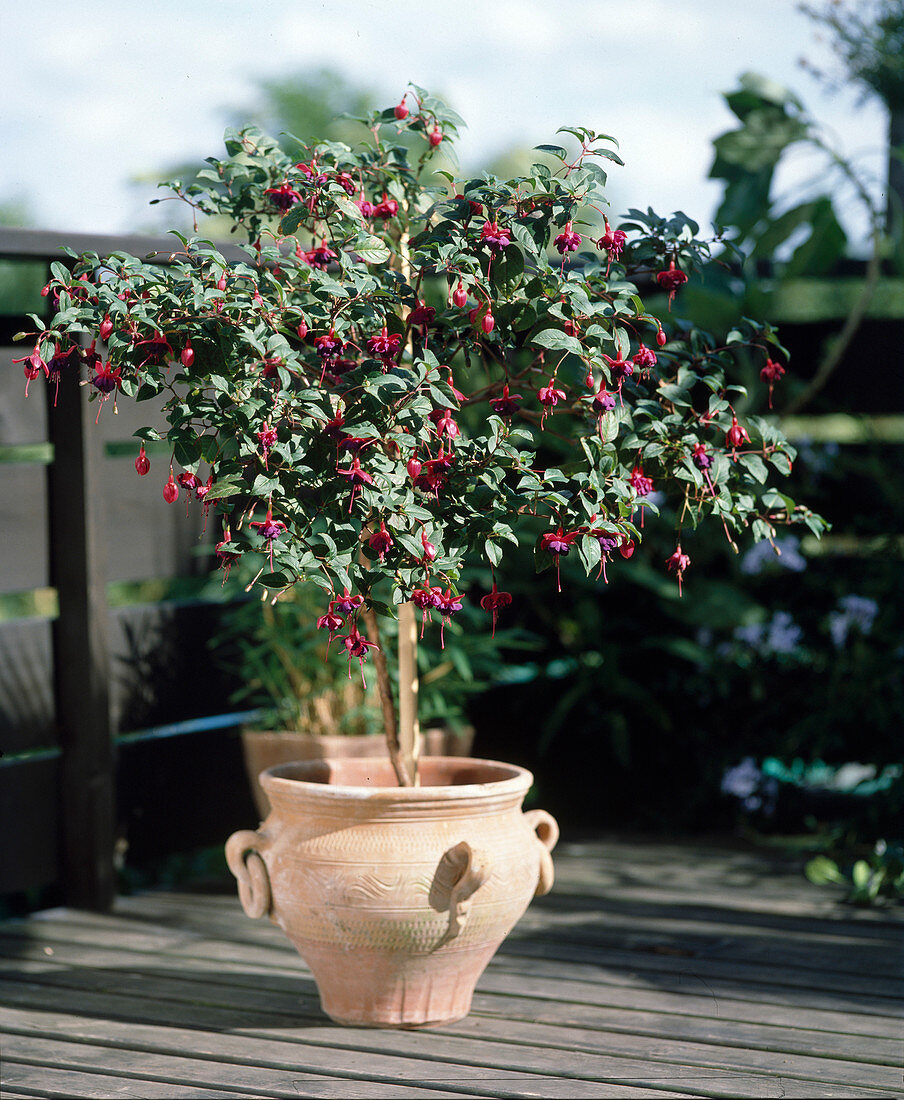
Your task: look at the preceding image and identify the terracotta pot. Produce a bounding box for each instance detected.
[225,756,559,1028]
[241,727,475,819]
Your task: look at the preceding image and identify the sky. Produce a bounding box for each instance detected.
[1,0,888,252]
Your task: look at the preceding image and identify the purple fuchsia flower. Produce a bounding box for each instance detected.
[372,195,400,219]
[215,528,241,583]
[366,327,402,367]
[331,588,364,616]
[632,343,657,376]
[134,330,174,368]
[343,625,380,687]
[264,182,303,210]
[337,455,375,513]
[480,581,512,637]
[87,361,123,421]
[411,584,443,636]
[554,221,582,255]
[537,381,567,427]
[479,220,511,251]
[666,544,691,596]
[590,385,616,439]
[490,383,521,418]
[603,352,634,402]
[434,587,463,649]
[302,241,338,269]
[540,527,581,592]
[408,301,436,327]
[249,506,288,570]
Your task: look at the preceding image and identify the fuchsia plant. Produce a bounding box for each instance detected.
[15,85,826,784]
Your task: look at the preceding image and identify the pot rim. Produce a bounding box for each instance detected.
[260,755,533,806]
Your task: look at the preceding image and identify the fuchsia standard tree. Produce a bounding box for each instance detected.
[16,86,826,786]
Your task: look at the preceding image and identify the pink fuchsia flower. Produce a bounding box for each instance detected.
[316,608,345,655]
[337,455,375,513]
[411,584,443,636]
[725,415,750,457]
[420,529,437,563]
[413,453,454,497]
[343,624,380,687]
[366,327,402,364]
[264,182,302,210]
[554,221,582,255]
[540,526,581,592]
[666,544,691,596]
[632,343,657,374]
[596,220,627,272]
[656,260,688,310]
[408,301,436,327]
[368,520,394,560]
[250,506,288,570]
[432,408,460,440]
[135,443,151,476]
[761,357,786,409]
[490,383,521,418]
[479,220,511,251]
[134,331,174,368]
[537,381,567,427]
[603,352,634,397]
[372,195,400,219]
[87,361,123,421]
[630,464,654,497]
[331,588,364,616]
[257,422,278,467]
[303,241,338,269]
[480,581,512,637]
[434,587,463,649]
[692,441,712,470]
[13,347,47,397]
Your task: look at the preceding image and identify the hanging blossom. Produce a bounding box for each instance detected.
[596,219,626,273]
[480,220,511,250]
[540,527,581,593]
[343,625,380,687]
[249,505,288,570]
[666,545,691,596]
[656,260,688,310]
[554,221,582,254]
[480,581,512,637]
[490,383,521,418]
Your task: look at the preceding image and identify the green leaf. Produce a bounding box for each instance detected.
[534,144,568,160]
[531,328,583,355]
[355,235,391,264]
[484,539,502,567]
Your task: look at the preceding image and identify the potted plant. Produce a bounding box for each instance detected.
[16,85,825,1027]
[215,566,524,816]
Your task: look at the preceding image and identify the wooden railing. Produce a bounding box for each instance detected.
[0,228,254,911]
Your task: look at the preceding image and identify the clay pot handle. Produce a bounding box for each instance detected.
[436,840,489,947]
[225,829,271,919]
[524,809,559,896]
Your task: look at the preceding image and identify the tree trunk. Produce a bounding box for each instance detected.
[397,602,420,786]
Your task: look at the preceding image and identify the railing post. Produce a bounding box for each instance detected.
[46,360,116,910]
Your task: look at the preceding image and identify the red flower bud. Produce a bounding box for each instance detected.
[429,125,443,147]
[407,456,422,479]
[135,443,150,477]
[481,310,495,334]
[394,98,409,120]
[452,282,468,309]
[216,274,227,292]
[180,340,194,368]
[163,469,179,503]
[296,318,308,340]
[99,315,113,341]
[656,325,667,347]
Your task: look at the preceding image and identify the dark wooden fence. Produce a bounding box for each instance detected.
[0,228,258,912]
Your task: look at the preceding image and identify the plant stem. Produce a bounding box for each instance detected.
[397,601,420,786]
[360,603,412,786]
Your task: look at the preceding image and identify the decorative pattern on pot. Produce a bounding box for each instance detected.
[226,756,558,1028]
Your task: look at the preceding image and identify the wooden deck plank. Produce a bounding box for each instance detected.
[2,837,902,1100]
[1,947,901,1066]
[6,937,902,1040]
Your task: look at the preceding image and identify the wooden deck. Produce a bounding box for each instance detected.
[1,836,901,1099]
